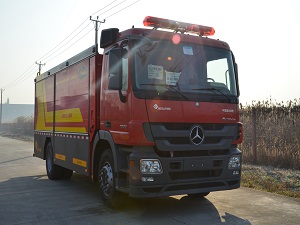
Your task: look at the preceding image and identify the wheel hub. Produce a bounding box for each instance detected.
[99,163,113,197]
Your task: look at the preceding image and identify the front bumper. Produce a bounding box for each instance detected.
[127,146,241,198]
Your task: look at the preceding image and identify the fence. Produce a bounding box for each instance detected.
[240,99,300,170]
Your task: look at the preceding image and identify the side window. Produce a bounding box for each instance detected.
[207,58,231,90]
[122,45,128,91]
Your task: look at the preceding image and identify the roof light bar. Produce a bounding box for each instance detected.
[187,24,215,36]
[143,16,215,36]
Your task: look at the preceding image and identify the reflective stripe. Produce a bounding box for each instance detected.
[73,158,87,167]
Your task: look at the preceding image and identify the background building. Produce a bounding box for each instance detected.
[1,104,34,123]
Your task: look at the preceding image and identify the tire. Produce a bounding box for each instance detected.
[187,192,210,198]
[98,149,120,207]
[46,142,63,180]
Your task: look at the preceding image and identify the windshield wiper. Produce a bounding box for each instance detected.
[193,87,233,102]
[140,83,190,101]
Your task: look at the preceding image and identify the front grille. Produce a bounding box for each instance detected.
[148,122,236,152]
[163,123,225,131]
[156,149,229,157]
[168,137,223,145]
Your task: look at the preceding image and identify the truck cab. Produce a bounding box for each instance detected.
[97,16,242,201]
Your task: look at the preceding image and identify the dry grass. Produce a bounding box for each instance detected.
[242,164,300,198]
[240,98,300,170]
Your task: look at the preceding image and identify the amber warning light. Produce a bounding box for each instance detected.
[143,16,215,36]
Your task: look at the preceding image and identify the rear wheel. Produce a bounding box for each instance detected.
[45,142,73,180]
[46,142,62,180]
[98,149,120,207]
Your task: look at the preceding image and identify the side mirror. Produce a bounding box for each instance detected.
[108,48,122,90]
[100,28,119,48]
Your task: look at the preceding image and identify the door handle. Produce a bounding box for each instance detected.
[105,121,111,128]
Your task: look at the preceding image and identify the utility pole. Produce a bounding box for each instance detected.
[90,16,105,54]
[0,88,5,125]
[35,61,45,76]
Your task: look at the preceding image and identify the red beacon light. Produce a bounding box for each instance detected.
[187,24,215,36]
[143,16,215,36]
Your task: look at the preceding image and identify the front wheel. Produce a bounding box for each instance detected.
[98,149,120,207]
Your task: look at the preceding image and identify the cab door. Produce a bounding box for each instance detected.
[102,43,131,144]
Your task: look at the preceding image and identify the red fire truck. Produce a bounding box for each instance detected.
[34,16,243,206]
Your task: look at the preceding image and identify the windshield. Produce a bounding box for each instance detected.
[133,39,238,102]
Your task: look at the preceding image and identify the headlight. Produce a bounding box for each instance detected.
[228,155,241,169]
[140,159,162,174]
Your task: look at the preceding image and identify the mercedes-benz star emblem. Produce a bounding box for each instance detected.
[190,125,205,145]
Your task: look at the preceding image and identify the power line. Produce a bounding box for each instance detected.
[45,27,95,64]
[37,19,90,63]
[2,0,142,90]
[90,0,118,17]
[2,64,36,89]
[104,0,141,19]
[96,0,127,18]
[3,66,37,90]
[42,21,93,63]
[38,0,120,63]
[44,0,138,65]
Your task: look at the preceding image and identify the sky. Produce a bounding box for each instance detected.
[0,0,300,105]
